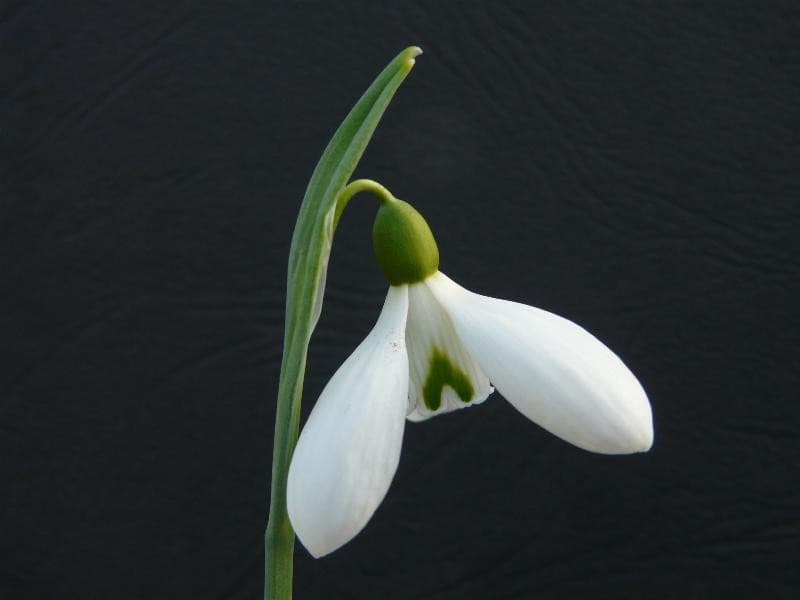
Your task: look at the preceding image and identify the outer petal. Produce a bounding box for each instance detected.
[287,286,409,557]
[405,279,493,421]
[427,272,653,454]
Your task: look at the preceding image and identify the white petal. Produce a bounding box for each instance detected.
[405,279,493,421]
[287,286,410,557]
[427,272,653,454]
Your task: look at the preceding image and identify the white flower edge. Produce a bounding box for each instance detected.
[287,285,410,557]
[427,272,654,454]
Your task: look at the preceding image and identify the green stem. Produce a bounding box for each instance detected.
[263,181,394,600]
[264,48,419,600]
[334,179,397,228]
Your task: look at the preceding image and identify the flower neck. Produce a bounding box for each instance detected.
[336,179,440,285]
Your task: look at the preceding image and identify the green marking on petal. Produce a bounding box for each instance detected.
[422,347,474,411]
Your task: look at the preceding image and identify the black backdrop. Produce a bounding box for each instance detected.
[2,2,798,599]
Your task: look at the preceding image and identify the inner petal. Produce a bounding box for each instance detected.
[406,278,493,421]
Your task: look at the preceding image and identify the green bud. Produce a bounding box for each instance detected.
[372,199,439,285]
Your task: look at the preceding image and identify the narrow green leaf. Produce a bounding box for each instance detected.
[265,47,421,600]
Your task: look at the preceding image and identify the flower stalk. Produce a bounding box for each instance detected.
[334,178,396,228]
[264,47,420,600]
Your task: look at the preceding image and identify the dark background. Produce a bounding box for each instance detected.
[2,2,798,599]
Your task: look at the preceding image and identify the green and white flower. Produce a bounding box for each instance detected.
[286,195,653,558]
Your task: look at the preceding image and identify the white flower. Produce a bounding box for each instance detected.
[287,270,653,558]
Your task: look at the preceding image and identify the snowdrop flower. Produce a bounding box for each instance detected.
[287,195,653,558]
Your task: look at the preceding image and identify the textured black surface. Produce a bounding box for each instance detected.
[2,2,799,599]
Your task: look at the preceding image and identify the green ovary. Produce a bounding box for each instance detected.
[372,199,439,285]
[422,347,475,411]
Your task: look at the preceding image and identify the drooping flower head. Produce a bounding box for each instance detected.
[287,188,653,558]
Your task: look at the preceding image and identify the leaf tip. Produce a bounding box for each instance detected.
[404,46,423,67]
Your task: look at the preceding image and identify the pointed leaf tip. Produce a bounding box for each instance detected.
[403,46,423,66]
